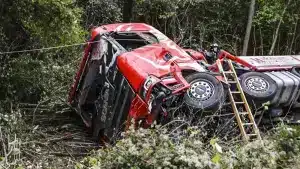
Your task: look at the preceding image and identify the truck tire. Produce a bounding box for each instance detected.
[239,72,277,101]
[183,73,224,112]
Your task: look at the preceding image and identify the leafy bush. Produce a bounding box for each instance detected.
[79,0,122,29]
[0,0,86,104]
[76,124,300,169]
[76,125,220,169]
[6,51,81,104]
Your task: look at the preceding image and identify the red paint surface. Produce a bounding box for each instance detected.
[69,23,207,103]
[184,49,207,63]
[68,23,212,126]
[116,43,204,92]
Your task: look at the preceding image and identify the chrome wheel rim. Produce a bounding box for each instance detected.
[244,76,269,93]
[188,80,214,101]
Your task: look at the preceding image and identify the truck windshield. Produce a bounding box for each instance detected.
[112,32,159,51]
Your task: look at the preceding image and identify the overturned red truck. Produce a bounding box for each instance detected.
[68,23,300,142]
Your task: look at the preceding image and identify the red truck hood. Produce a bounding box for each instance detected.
[117,41,206,91]
[118,42,205,77]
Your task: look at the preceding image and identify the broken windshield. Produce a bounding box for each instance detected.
[112,32,159,51]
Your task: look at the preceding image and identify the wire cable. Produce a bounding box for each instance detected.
[0,40,101,55]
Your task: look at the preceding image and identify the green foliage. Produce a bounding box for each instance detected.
[131,0,300,54]
[253,0,300,55]
[133,0,249,53]
[273,125,300,159]
[79,0,122,29]
[134,0,179,20]
[0,0,85,104]
[1,0,86,49]
[225,140,280,169]
[255,0,284,24]
[76,124,300,169]
[6,50,80,104]
[77,125,219,169]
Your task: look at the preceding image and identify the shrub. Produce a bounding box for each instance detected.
[76,123,300,169]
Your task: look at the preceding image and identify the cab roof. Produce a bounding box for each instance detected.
[90,23,168,41]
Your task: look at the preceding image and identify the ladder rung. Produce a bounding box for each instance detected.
[239,112,248,115]
[224,71,234,74]
[231,91,241,94]
[247,134,258,137]
[235,102,245,104]
[227,81,237,83]
[243,123,254,126]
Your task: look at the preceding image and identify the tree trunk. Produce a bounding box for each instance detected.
[269,0,292,55]
[242,0,256,56]
[122,0,134,22]
[289,17,298,54]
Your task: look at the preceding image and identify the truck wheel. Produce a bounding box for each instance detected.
[183,73,224,112]
[239,72,277,101]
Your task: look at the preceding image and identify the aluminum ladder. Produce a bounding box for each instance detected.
[216,59,261,142]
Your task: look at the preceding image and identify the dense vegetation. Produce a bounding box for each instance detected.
[0,0,300,168]
[77,124,300,169]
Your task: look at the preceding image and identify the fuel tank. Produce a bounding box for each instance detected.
[263,71,300,107]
